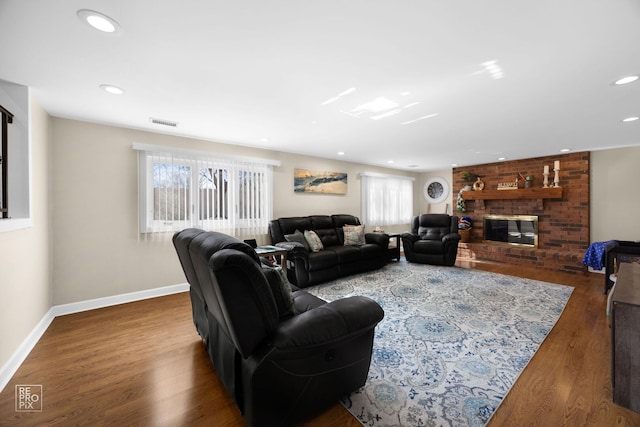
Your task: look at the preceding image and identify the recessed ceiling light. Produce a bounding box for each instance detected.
[337,151,345,156]
[498,157,507,161]
[387,160,394,164]
[612,75,639,85]
[260,138,270,142]
[622,116,639,122]
[77,9,121,34]
[99,84,124,95]
[452,163,458,167]
[560,148,571,152]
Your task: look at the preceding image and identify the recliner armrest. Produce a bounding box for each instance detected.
[272,296,384,349]
[275,242,308,259]
[442,233,461,243]
[401,232,420,243]
[365,232,389,248]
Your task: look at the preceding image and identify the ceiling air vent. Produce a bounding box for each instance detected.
[149,117,178,127]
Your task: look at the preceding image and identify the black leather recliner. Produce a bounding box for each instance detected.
[173,229,384,427]
[401,214,461,266]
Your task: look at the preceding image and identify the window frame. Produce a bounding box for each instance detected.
[0,80,31,233]
[134,143,279,235]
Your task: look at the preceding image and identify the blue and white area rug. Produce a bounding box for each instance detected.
[305,261,573,427]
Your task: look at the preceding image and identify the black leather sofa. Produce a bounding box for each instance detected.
[268,214,389,287]
[401,214,461,266]
[173,229,384,427]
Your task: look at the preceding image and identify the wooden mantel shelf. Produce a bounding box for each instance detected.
[461,187,563,209]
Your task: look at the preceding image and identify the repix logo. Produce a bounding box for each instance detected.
[15,385,43,412]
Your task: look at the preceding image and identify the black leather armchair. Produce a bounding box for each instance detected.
[401,214,461,266]
[173,229,384,427]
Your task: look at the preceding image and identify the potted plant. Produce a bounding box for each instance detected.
[459,171,478,191]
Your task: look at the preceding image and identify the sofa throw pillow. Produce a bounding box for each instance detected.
[262,265,297,320]
[304,230,324,252]
[284,229,310,251]
[343,224,366,246]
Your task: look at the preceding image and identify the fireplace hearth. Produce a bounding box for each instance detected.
[483,214,538,248]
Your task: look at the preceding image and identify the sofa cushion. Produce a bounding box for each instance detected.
[310,215,341,247]
[285,230,310,251]
[278,217,313,236]
[332,214,361,243]
[329,245,361,263]
[343,224,366,246]
[307,250,338,271]
[304,230,324,252]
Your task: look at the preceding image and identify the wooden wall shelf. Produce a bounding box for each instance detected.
[461,187,563,209]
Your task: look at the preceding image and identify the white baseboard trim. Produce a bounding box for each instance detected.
[0,307,55,394]
[52,283,189,317]
[0,283,189,393]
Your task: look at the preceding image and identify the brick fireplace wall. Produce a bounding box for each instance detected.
[453,151,589,274]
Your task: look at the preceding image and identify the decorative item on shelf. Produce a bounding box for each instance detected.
[553,160,561,187]
[373,226,385,233]
[458,216,472,243]
[459,171,478,191]
[525,175,533,188]
[497,182,519,190]
[472,177,485,191]
[543,165,550,188]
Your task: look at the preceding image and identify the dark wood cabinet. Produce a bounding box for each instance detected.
[611,262,640,413]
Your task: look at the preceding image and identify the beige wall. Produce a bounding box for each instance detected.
[51,118,416,305]
[591,146,640,242]
[0,98,52,367]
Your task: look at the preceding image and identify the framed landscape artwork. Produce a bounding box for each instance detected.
[294,168,347,194]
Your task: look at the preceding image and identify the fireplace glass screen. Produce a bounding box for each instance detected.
[483,215,538,248]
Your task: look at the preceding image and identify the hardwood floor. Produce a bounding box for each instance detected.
[1,260,639,426]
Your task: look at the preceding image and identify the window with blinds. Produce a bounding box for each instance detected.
[134,144,278,236]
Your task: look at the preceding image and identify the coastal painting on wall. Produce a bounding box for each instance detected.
[294,168,348,194]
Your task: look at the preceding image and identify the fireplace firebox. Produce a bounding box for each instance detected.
[483,214,538,248]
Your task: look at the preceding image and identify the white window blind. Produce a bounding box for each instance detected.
[134,144,278,237]
[361,172,414,226]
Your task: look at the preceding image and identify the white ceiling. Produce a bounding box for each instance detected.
[1,0,639,171]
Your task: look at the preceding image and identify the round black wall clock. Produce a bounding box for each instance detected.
[423,177,449,204]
